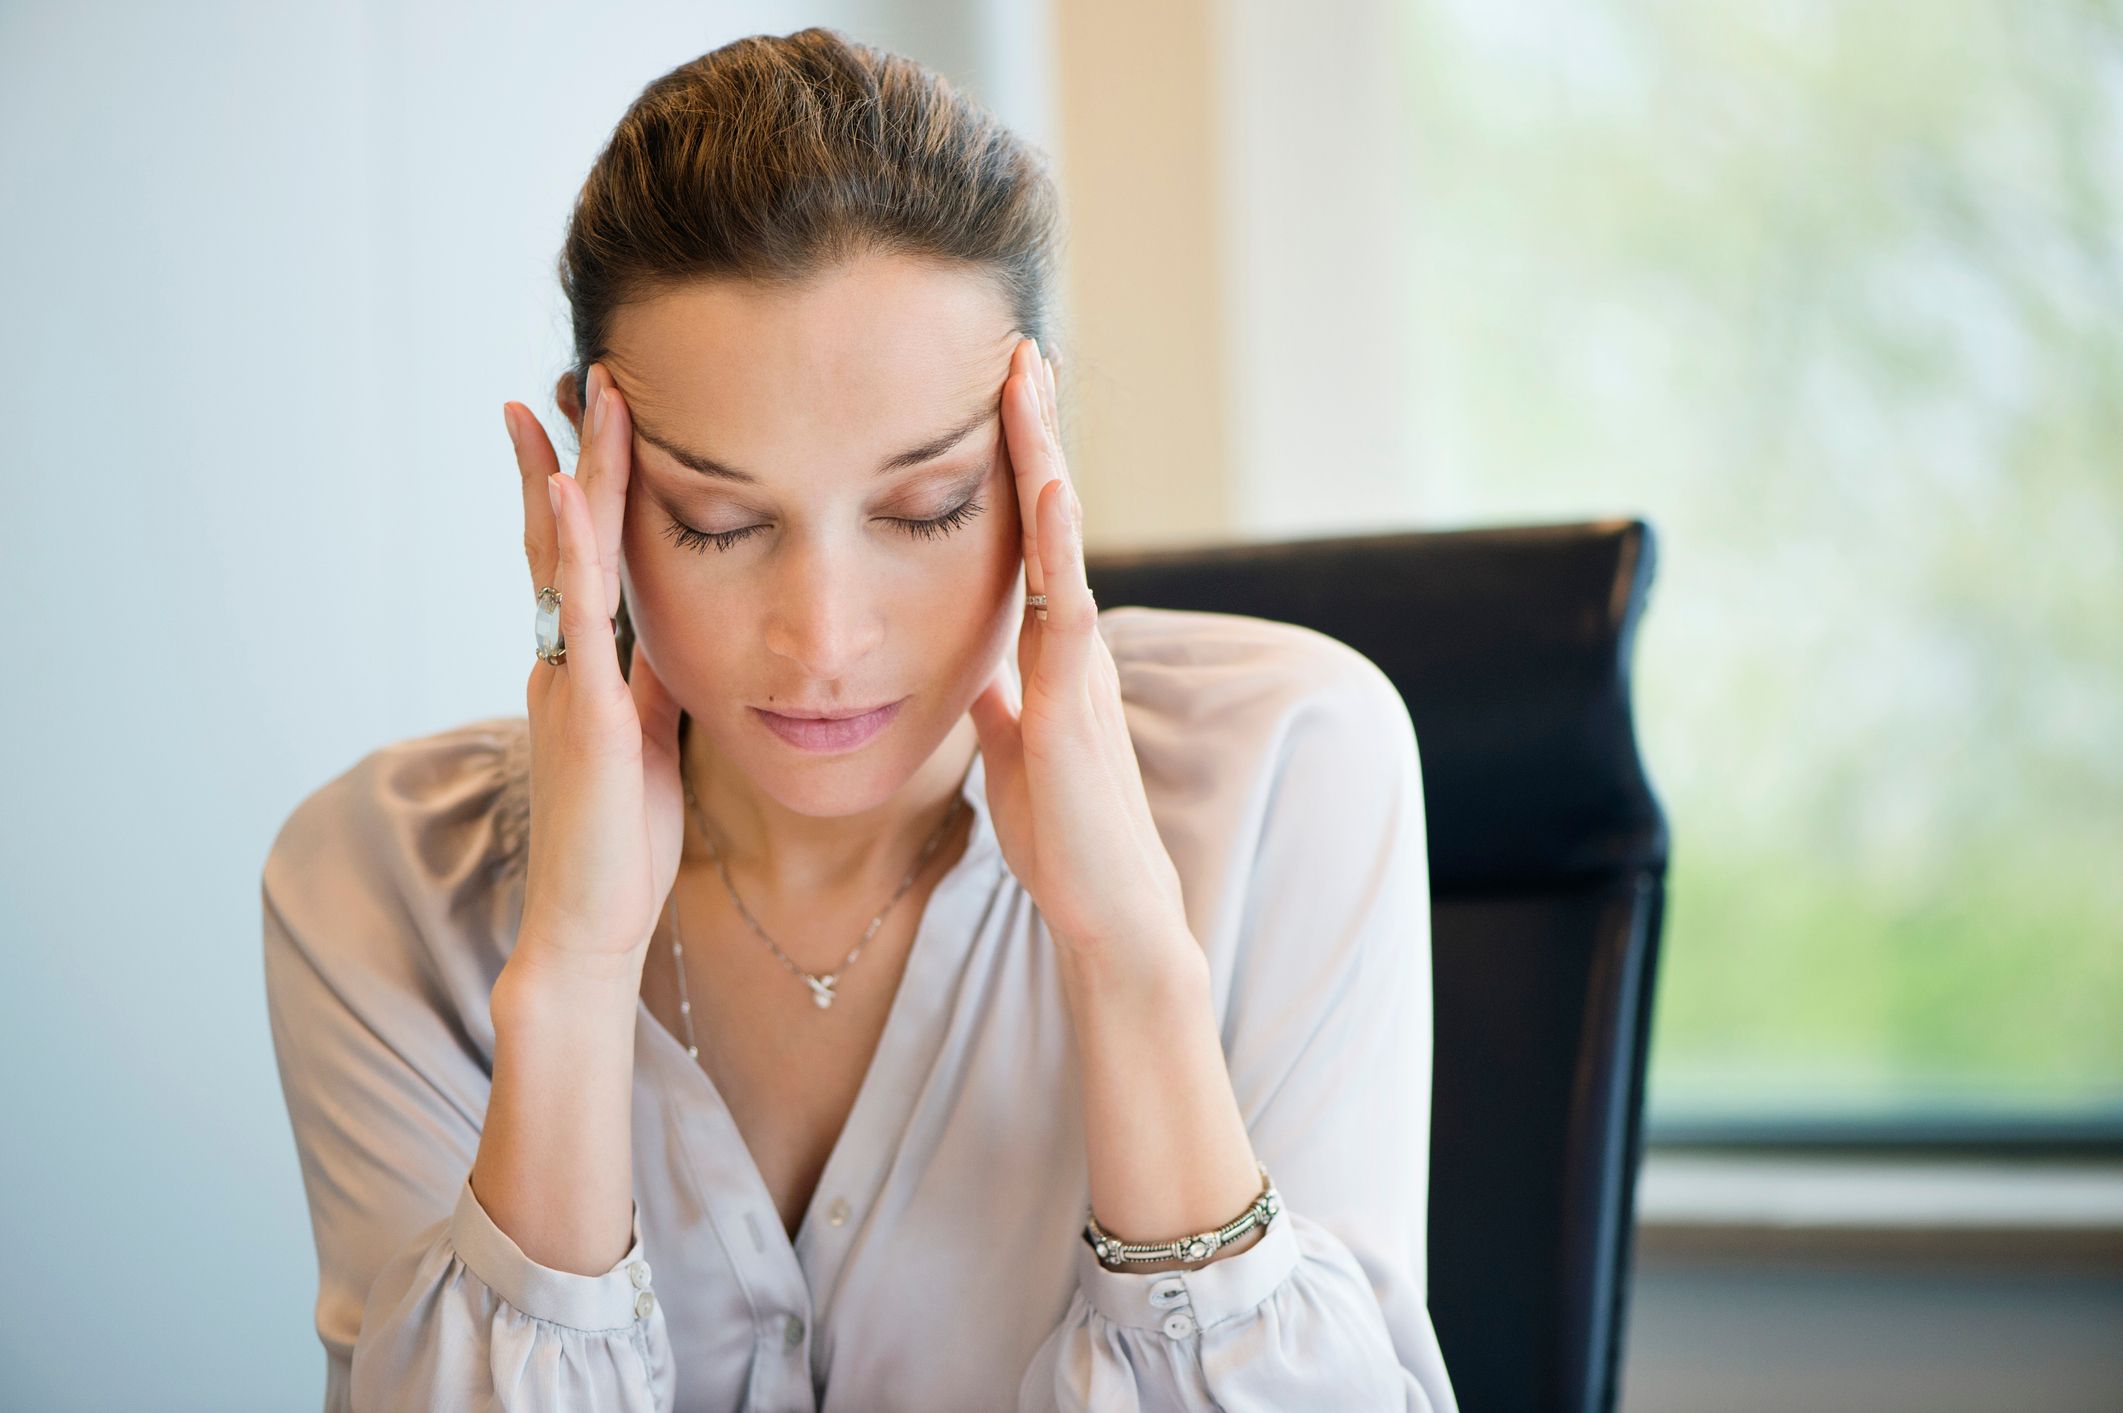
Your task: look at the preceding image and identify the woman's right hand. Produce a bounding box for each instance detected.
[501,362,686,987]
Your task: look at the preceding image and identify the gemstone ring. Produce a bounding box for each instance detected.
[534,586,566,666]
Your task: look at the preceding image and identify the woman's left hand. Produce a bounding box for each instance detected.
[967,336,1194,970]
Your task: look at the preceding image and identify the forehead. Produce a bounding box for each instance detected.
[604,255,1021,479]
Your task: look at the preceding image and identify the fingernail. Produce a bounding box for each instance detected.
[590,388,605,439]
[502,404,519,451]
[547,473,562,519]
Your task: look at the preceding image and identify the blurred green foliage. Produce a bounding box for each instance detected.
[1397,0,2123,1121]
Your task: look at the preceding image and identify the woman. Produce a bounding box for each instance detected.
[263,27,1458,1413]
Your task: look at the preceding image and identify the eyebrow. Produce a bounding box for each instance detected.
[632,401,997,485]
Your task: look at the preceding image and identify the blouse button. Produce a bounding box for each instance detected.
[627,1260,652,1290]
[827,1197,850,1227]
[1161,1310,1198,1340]
[784,1314,806,1346]
[634,1290,656,1321]
[1148,1276,1190,1309]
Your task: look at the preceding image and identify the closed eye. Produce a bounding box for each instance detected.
[663,495,989,555]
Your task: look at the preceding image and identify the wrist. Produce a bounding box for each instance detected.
[1055,923,1209,1022]
[497,935,646,1020]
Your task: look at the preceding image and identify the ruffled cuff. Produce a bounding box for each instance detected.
[447,1176,658,1332]
[1072,1210,1302,1338]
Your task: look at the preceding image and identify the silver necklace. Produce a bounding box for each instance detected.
[669,772,965,1045]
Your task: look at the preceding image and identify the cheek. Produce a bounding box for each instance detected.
[885,505,1022,679]
[871,483,1023,617]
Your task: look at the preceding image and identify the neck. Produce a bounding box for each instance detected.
[680,711,977,899]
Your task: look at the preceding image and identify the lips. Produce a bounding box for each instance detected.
[753,698,905,753]
[763,703,899,721]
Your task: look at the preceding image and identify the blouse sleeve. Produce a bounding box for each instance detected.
[1016,638,1461,1413]
[261,721,676,1412]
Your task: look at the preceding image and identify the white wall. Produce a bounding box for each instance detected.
[1215,0,1425,536]
[0,3,1051,1406]
[1048,0,1424,551]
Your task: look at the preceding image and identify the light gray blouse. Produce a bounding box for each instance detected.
[262,604,1461,1412]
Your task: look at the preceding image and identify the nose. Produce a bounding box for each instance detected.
[761,539,886,680]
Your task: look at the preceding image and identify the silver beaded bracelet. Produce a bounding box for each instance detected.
[1083,1161,1283,1268]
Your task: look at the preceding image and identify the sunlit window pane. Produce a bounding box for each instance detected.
[1398,0,2123,1123]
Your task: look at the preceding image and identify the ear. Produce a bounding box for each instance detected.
[553,369,585,437]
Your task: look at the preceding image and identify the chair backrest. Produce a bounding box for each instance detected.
[1084,517,1669,1413]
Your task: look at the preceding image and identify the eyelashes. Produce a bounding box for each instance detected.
[662,495,989,555]
[896,495,989,542]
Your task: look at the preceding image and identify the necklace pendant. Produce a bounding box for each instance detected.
[807,975,837,1009]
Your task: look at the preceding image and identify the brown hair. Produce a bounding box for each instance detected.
[553,26,1068,678]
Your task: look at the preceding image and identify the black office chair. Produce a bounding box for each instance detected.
[1085,517,1669,1413]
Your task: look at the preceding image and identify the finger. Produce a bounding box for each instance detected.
[1037,348,1059,442]
[547,470,624,701]
[575,362,630,625]
[1004,338,1056,692]
[508,402,563,595]
[1003,336,1057,605]
[1029,471,1096,690]
[1016,581,1040,706]
[1036,348,1077,566]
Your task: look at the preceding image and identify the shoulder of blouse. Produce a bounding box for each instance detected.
[265,714,531,880]
[1096,603,1411,754]
[261,714,532,981]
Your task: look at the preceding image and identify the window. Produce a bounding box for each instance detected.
[1397,0,2123,1130]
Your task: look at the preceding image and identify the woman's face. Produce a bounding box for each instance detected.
[589,254,1029,816]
